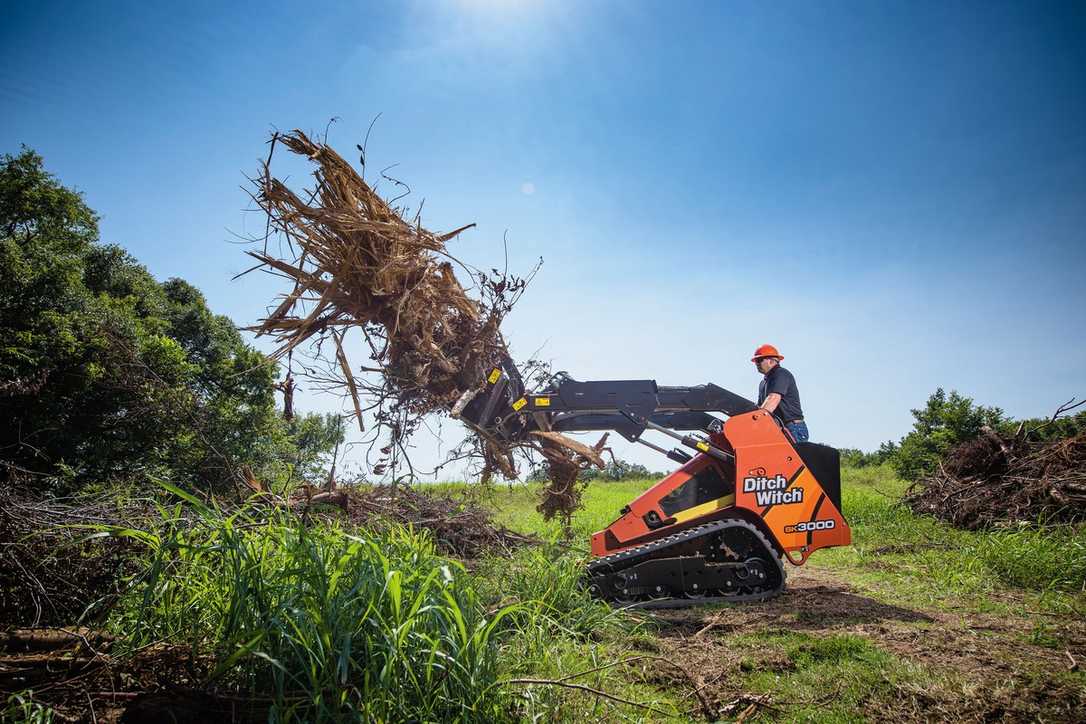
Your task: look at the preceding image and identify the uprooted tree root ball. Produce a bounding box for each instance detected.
[904,429,1086,529]
[245,130,511,432]
[242,130,602,519]
[532,432,607,526]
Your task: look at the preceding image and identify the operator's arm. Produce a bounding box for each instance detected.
[760,392,782,413]
[760,368,792,414]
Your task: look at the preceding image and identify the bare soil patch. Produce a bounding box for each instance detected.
[643,565,1086,722]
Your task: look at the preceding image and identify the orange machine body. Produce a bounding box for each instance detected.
[590,410,851,564]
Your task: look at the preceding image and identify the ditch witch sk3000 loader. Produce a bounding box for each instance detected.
[459,359,851,608]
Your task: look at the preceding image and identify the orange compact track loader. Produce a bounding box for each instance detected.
[459,359,851,607]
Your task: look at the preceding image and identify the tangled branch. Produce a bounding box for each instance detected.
[239,129,602,516]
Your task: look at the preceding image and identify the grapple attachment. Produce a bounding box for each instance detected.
[454,357,531,444]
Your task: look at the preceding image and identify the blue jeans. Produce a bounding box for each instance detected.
[786,421,809,443]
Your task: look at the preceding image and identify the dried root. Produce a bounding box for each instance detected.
[242,129,600,521]
[245,130,513,428]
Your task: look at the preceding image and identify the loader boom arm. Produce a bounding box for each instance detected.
[459,359,761,449]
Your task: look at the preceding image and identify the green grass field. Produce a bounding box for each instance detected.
[452,464,1086,721]
[13,468,1082,722]
[460,467,1086,605]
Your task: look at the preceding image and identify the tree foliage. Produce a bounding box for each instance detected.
[888,388,1006,480]
[527,457,660,483]
[0,148,341,493]
[837,446,895,468]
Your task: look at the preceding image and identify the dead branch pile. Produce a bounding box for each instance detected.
[904,429,1086,529]
[247,472,537,558]
[243,129,602,521]
[533,431,609,522]
[0,487,144,627]
[0,630,236,723]
[344,485,537,558]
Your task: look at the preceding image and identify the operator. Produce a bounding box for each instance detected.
[752,344,808,442]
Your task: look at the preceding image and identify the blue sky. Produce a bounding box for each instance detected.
[4,1,1085,476]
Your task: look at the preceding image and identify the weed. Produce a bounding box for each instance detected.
[1026,621,1061,648]
[973,523,1086,592]
[103,487,516,723]
[734,631,927,721]
[476,546,627,640]
[789,634,880,667]
[2,692,55,724]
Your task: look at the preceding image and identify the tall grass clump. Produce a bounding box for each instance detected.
[106,485,516,723]
[471,546,669,721]
[973,523,1086,593]
[476,546,629,643]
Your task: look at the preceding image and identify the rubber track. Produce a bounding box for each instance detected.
[587,518,787,609]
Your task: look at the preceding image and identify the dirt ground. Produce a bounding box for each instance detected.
[640,565,1086,722]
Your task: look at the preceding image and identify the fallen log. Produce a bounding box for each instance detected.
[0,628,113,653]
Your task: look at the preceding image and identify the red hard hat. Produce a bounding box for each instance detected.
[751,344,783,362]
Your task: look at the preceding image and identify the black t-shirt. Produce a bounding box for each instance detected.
[758,365,804,423]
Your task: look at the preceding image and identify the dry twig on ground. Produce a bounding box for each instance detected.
[0,487,147,627]
[343,485,537,558]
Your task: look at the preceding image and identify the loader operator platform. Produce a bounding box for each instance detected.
[752,344,808,442]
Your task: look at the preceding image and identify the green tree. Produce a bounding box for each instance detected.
[0,148,340,492]
[891,388,1006,480]
[283,413,347,485]
[838,443,897,468]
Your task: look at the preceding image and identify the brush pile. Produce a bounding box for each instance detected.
[345,485,536,558]
[243,130,601,521]
[249,471,538,557]
[0,487,144,627]
[904,428,1086,529]
[0,631,228,724]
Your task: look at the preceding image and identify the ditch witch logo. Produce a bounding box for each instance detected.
[742,473,803,506]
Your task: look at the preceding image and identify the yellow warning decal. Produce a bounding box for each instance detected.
[696,441,710,452]
[672,494,736,523]
[487,368,502,384]
[512,397,528,411]
[533,396,551,408]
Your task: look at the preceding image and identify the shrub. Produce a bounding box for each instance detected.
[889,388,1006,481]
[527,457,655,483]
[839,447,896,468]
